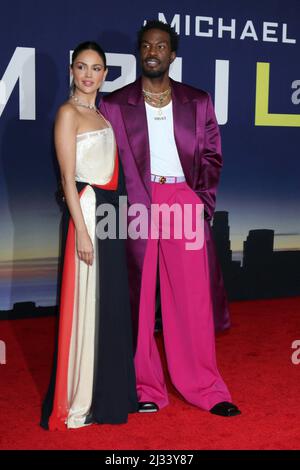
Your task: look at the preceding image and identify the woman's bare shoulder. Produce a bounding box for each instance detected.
[55,101,80,130]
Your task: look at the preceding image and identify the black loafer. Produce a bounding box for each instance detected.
[138,402,159,413]
[209,401,241,417]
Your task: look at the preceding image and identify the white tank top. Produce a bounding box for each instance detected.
[145,101,184,177]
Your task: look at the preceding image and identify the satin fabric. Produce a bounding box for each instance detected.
[135,182,232,409]
[100,78,230,339]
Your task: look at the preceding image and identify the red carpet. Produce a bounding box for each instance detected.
[0,297,300,450]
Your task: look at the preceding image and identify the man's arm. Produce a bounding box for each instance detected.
[194,94,223,222]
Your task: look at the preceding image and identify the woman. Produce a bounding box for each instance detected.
[40,41,138,430]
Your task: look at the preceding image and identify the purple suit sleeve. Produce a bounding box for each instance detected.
[195,94,223,221]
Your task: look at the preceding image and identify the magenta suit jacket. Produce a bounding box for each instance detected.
[100,78,230,336]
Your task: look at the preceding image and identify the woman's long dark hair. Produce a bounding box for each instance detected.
[71,41,107,69]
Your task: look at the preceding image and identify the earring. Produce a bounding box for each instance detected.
[69,78,75,97]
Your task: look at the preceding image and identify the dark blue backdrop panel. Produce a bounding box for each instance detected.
[0,0,299,313]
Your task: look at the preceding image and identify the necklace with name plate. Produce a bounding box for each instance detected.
[142,87,171,117]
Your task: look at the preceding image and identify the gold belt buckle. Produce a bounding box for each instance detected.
[159,176,166,184]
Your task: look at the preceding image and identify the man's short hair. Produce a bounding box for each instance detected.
[137,20,179,52]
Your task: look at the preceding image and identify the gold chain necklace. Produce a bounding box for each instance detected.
[142,87,171,116]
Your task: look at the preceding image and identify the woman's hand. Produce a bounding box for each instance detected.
[76,230,94,265]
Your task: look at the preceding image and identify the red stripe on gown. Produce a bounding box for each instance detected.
[48,150,119,431]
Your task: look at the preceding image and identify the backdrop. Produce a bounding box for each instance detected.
[1,0,299,317]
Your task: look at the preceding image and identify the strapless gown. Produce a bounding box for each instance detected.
[40,125,138,430]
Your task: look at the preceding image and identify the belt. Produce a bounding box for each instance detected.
[151,174,186,184]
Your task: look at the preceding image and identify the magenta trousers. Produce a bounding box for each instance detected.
[134,181,232,410]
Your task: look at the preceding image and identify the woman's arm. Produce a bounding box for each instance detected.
[54,105,94,265]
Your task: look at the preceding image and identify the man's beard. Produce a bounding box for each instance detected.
[141,65,168,79]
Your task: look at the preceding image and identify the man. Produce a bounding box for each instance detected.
[100,20,240,417]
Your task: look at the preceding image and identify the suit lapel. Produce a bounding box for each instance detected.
[121,78,151,199]
[171,79,197,185]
